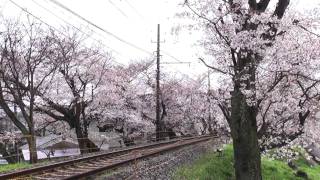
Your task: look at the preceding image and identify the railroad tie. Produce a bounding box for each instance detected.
[0,136,212,180]
[33,176,57,180]
[52,169,79,175]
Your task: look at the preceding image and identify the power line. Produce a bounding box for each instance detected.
[123,0,144,20]
[9,0,54,32]
[8,0,196,91]
[39,0,134,62]
[43,0,185,76]
[8,0,124,66]
[41,0,155,80]
[31,0,121,56]
[107,0,128,18]
[31,0,136,65]
[46,0,190,66]
[162,50,190,64]
[34,0,155,79]
[121,0,190,65]
[47,0,153,55]
[129,59,155,82]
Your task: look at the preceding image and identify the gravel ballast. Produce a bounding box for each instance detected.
[95,137,227,180]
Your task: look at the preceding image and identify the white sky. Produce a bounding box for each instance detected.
[0,0,319,79]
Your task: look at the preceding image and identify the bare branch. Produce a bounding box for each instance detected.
[296,23,320,38]
[199,58,234,76]
[185,2,231,46]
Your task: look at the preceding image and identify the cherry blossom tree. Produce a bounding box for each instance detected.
[138,70,224,137]
[0,108,26,164]
[35,28,111,154]
[91,60,155,144]
[180,0,320,179]
[0,18,56,163]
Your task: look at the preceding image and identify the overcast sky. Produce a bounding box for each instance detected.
[0,0,319,79]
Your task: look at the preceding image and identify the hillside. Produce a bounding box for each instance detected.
[174,145,320,180]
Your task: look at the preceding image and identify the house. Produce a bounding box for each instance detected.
[0,155,8,165]
[88,122,124,150]
[20,134,80,161]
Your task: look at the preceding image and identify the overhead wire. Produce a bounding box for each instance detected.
[7,1,162,111]
[39,0,134,63]
[8,0,124,66]
[55,0,189,66]
[123,0,144,20]
[30,0,128,66]
[125,0,191,65]
[12,0,159,84]
[47,0,153,56]
[48,0,190,66]
[9,0,157,83]
[31,0,119,54]
[41,0,162,82]
[107,0,128,18]
[123,2,193,65]
[162,50,190,64]
[15,0,197,81]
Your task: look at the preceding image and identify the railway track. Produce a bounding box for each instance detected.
[0,135,213,180]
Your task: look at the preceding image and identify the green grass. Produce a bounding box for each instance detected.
[262,158,300,180]
[174,145,320,180]
[0,162,32,173]
[295,157,320,180]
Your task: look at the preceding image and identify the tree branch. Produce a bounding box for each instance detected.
[199,58,234,76]
[257,0,271,12]
[248,0,257,10]
[273,0,290,19]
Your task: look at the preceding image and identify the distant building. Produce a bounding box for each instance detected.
[87,122,124,150]
[0,155,8,165]
[20,134,80,161]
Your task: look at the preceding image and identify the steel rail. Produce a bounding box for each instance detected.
[64,136,212,180]
[0,135,212,179]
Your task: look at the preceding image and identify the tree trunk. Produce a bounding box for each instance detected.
[156,101,167,141]
[200,117,208,135]
[208,122,214,135]
[27,134,38,164]
[0,143,18,164]
[230,90,262,180]
[74,119,99,154]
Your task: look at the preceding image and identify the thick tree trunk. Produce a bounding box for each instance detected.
[76,135,99,154]
[27,134,38,164]
[74,119,99,154]
[230,90,262,180]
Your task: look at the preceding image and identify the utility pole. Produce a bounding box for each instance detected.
[153,24,192,141]
[155,24,162,141]
[207,69,213,134]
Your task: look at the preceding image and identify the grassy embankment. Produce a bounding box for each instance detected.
[0,162,31,173]
[174,145,320,180]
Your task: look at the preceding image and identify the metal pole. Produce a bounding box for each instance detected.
[207,69,214,134]
[156,24,161,141]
